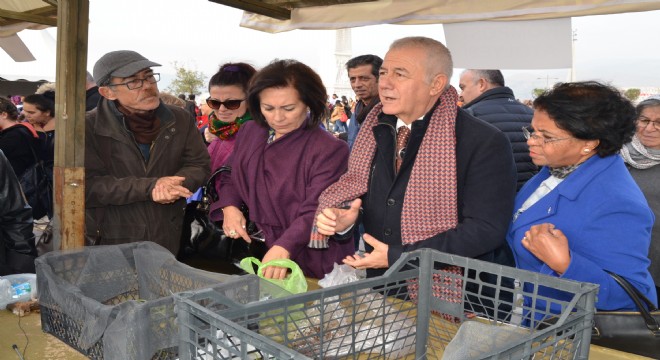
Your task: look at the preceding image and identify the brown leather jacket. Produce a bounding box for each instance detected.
[84,98,210,254]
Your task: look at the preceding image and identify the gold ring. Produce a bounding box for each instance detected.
[228,230,237,236]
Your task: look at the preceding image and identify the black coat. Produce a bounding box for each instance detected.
[361,107,517,278]
[85,86,102,111]
[0,124,39,178]
[0,150,36,275]
[463,87,536,190]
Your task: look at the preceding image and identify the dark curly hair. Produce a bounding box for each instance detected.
[0,97,19,120]
[23,92,55,118]
[248,59,326,129]
[533,81,636,156]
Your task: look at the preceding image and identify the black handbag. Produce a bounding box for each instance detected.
[179,166,266,262]
[18,139,52,220]
[591,271,660,358]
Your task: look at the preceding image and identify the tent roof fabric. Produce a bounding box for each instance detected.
[0,0,56,61]
[237,0,660,33]
[0,78,47,96]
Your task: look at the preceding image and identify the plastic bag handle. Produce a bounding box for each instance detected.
[239,257,307,293]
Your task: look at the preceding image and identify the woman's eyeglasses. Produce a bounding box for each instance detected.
[206,97,245,110]
[522,126,572,145]
[637,117,660,131]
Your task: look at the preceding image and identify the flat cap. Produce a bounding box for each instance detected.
[93,50,161,86]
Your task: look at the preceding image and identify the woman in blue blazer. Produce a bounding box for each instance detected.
[507,81,657,311]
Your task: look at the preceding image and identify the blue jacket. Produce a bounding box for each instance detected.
[346,101,364,149]
[507,154,657,310]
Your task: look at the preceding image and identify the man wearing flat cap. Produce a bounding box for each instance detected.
[85,50,210,254]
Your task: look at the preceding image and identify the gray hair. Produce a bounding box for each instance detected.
[636,98,660,116]
[464,69,505,87]
[389,36,453,86]
[86,71,95,84]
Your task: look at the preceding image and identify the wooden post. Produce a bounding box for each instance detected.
[53,0,89,250]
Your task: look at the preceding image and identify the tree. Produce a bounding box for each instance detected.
[166,62,206,96]
[532,88,546,98]
[623,88,641,102]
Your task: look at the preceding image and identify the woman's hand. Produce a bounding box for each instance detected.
[522,223,571,275]
[316,199,361,235]
[261,245,291,280]
[222,206,250,242]
[343,234,389,270]
[204,127,218,143]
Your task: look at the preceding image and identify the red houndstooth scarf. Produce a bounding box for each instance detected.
[310,86,459,248]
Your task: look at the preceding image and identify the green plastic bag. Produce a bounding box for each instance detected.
[240,257,308,294]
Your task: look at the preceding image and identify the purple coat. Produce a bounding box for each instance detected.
[215,121,352,278]
[208,136,237,221]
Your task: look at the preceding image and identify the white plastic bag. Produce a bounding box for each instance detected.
[299,263,415,358]
[318,263,365,288]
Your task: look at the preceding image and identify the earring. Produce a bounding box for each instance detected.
[583,148,590,153]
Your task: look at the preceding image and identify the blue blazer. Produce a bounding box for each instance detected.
[507,154,657,310]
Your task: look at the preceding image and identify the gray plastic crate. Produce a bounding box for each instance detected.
[175,248,599,359]
[36,242,234,360]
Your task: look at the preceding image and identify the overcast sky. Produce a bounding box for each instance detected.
[3,0,660,100]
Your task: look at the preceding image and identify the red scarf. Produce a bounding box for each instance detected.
[208,111,252,140]
[310,86,459,248]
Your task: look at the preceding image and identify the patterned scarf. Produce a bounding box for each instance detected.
[208,111,252,140]
[549,163,583,179]
[115,102,160,144]
[621,134,660,169]
[310,86,459,248]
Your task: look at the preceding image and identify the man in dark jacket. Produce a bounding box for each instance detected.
[314,37,516,278]
[0,150,36,275]
[345,54,382,149]
[459,69,536,190]
[85,50,210,255]
[85,71,102,111]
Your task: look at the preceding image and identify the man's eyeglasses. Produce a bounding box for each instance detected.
[637,117,660,131]
[522,126,572,145]
[108,73,160,90]
[206,97,245,110]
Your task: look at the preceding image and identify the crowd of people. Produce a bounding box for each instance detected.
[1,37,658,317]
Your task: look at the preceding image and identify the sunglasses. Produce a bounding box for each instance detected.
[206,97,245,110]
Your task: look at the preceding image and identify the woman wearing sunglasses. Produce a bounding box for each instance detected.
[214,59,352,279]
[206,62,257,222]
[621,98,660,303]
[507,82,656,314]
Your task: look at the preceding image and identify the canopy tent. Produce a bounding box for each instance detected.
[0,0,56,61]
[221,0,660,71]
[0,77,47,95]
[233,0,660,33]
[0,28,57,83]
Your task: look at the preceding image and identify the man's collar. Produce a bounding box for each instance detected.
[396,116,423,130]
